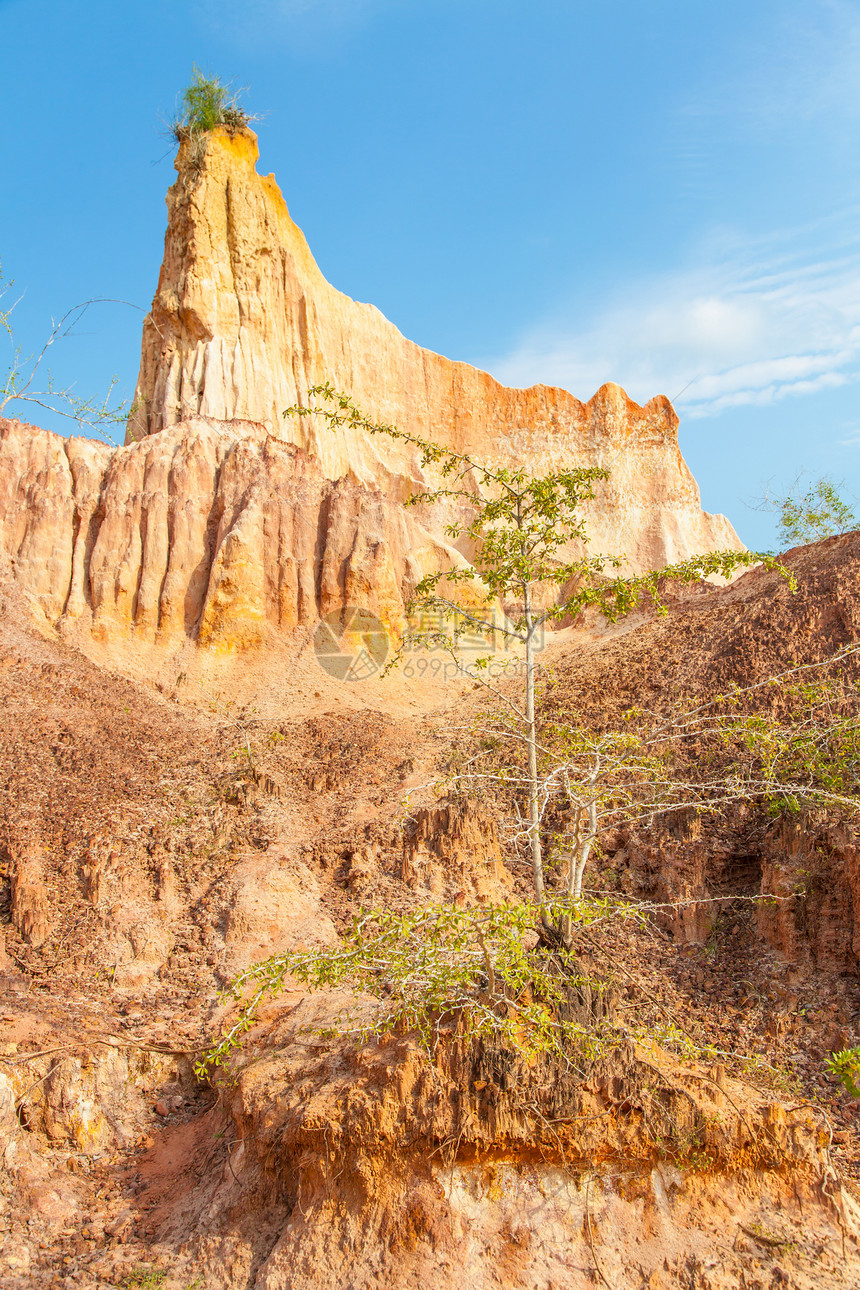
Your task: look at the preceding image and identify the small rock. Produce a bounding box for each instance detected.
[154,1100,169,1118]
[3,1240,30,1273]
[104,1209,134,1239]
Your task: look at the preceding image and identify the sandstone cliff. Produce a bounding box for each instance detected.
[4,120,860,1290]
[3,536,860,1288]
[127,127,740,573]
[0,415,453,648]
[0,127,743,660]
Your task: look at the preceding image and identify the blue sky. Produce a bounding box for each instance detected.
[2,0,859,548]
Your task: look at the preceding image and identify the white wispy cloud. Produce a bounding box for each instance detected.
[483,211,860,419]
[484,0,860,421]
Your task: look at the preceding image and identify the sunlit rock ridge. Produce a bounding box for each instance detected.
[0,126,741,658]
[128,127,740,571]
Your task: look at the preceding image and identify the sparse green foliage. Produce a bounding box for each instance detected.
[286,384,790,945]
[773,477,857,546]
[197,889,799,1082]
[199,897,632,1076]
[122,1270,167,1290]
[192,388,860,1089]
[172,66,251,141]
[0,262,136,439]
[286,383,774,630]
[826,1045,860,1097]
[466,646,860,949]
[0,272,12,341]
[198,647,860,1081]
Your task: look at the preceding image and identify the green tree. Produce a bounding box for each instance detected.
[285,384,785,945]
[776,477,857,546]
[199,389,860,1080]
[460,645,860,943]
[201,646,860,1076]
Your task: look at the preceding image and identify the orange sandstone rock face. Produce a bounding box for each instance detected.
[0,129,741,657]
[128,127,740,573]
[0,416,453,648]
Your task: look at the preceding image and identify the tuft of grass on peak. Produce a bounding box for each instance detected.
[171,66,253,143]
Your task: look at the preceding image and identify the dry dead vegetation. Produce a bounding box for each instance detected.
[2,537,860,1287]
